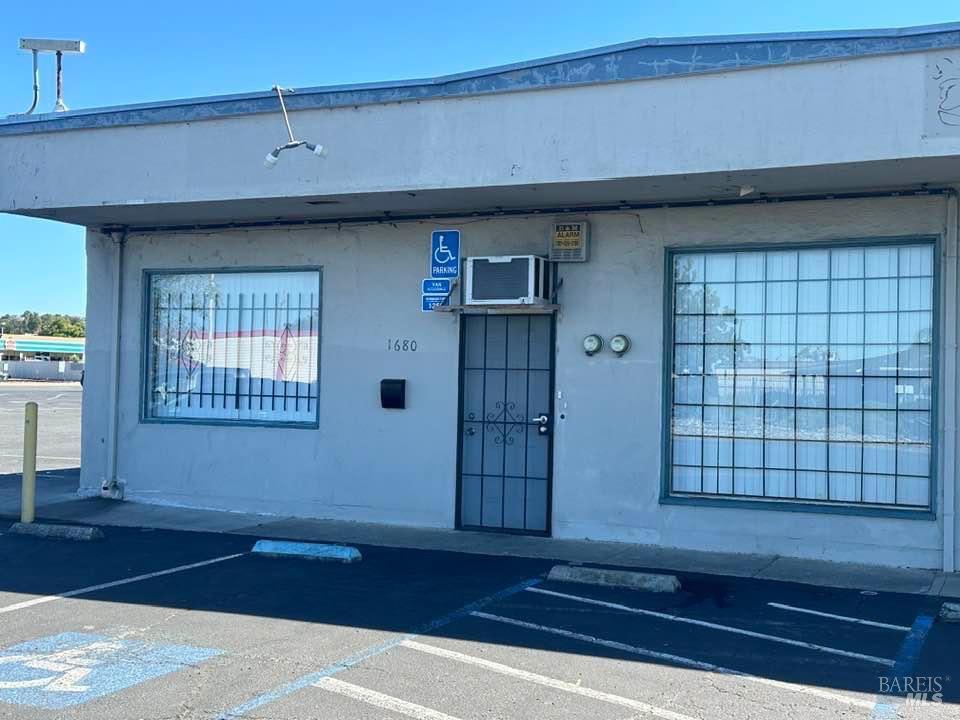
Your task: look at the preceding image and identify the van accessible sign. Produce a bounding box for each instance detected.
[422,279,451,295]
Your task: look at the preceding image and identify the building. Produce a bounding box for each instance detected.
[2,22,959,572]
[0,334,85,381]
[0,334,85,361]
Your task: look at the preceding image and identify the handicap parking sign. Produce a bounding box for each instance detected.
[430,230,460,279]
[0,633,221,709]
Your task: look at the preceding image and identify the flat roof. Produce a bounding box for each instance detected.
[2,334,85,353]
[2,21,960,137]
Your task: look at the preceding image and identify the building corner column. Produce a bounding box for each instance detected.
[943,191,958,573]
[102,229,126,499]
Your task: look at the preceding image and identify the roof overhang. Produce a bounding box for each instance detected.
[4,22,960,230]
[14,159,960,231]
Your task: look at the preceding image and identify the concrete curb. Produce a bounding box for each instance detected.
[7,522,104,541]
[251,539,362,562]
[547,564,681,592]
[940,602,960,623]
[0,380,82,387]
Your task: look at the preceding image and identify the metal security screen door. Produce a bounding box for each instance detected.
[458,314,554,534]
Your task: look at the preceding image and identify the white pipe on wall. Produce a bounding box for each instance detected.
[943,191,958,574]
[102,230,126,498]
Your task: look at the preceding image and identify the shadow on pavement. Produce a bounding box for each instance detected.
[0,522,956,705]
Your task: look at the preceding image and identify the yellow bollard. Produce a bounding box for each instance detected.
[21,401,38,524]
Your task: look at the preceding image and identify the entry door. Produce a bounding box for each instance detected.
[457,314,554,535]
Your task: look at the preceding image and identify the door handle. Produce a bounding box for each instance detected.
[531,413,550,435]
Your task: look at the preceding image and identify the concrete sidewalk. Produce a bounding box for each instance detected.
[2,478,958,598]
[0,380,82,387]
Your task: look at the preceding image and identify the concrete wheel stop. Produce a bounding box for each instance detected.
[7,522,104,541]
[547,564,681,593]
[252,539,362,562]
[940,602,960,623]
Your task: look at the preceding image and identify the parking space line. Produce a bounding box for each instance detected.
[869,614,936,720]
[315,677,462,720]
[403,640,697,720]
[0,454,80,461]
[768,602,912,632]
[216,577,541,719]
[527,586,894,667]
[471,612,875,710]
[0,553,246,615]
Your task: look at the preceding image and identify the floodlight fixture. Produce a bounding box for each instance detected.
[20,38,85,53]
[17,38,86,115]
[263,85,327,168]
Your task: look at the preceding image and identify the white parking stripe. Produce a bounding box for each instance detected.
[527,586,894,667]
[0,553,246,614]
[0,454,81,461]
[314,677,462,720]
[472,611,874,710]
[403,640,697,720]
[767,602,911,632]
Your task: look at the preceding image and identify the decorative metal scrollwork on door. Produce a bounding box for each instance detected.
[485,401,525,445]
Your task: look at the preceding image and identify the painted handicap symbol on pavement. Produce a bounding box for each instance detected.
[0,632,221,709]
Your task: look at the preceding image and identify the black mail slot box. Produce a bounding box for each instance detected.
[380,379,406,409]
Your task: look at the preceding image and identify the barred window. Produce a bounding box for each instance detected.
[668,242,934,510]
[144,269,321,426]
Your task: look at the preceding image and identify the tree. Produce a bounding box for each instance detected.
[22,311,40,334]
[0,311,85,338]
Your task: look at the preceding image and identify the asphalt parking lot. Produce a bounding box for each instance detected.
[0,383,81,475]
[0,383,81,517]
[0,524,957,720]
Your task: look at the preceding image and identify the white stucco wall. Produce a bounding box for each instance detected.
[81,232,118,493]
[550,196,952,570]
[82,194,956,568]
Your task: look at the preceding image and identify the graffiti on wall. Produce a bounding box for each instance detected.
[927,54,960,136]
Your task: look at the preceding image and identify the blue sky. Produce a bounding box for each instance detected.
[2,1,958,316]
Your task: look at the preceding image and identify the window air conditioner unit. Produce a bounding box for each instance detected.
[464,255,551,305]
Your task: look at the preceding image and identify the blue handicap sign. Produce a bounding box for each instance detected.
[430,230,460,279]
[422,278,451,295]
[422,294,449,312]
[0,633,221,709]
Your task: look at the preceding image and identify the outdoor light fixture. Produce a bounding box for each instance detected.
[610,334,631,356]
[582,334,603,356]
[17,38,86,115]
[263,85,327,168]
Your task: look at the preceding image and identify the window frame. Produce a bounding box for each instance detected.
[139,265,323,429]
[659,236,939,520]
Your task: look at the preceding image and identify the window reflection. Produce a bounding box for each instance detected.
[670,243,934,509]
[145,270,321,425]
